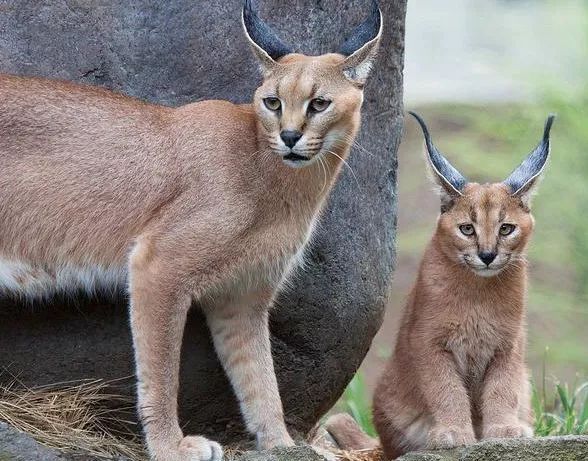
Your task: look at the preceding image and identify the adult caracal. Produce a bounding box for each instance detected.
[327,113,554,459]
[0,1,383,460]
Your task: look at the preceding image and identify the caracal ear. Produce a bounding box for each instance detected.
[242,0,293,75]
[338,0,383,86]
[503,114,555,208]
[409,112,468,212]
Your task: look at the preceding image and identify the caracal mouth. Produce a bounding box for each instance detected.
[284,152,310,162]
[472,267,503,278]
[282,152,311,168]
[281,150,324,169]
[463,255,509,278]
[467,264,508,278]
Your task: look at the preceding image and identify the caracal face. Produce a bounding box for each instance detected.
[254,53,363,168]
[411,111,554,278]
[436,182,535,277]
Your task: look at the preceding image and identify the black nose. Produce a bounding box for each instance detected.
[478,252,497,266]
[280,130,303,148]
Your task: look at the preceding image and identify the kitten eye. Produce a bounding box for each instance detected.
[499,223,516,236]
[308,97,331,113]
[459,224,475,236]
[263,97,281,112]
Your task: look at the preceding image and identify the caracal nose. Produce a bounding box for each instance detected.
[280,130,303,148]
[478,252,497,266]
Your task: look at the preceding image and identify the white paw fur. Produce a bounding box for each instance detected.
[153,436,223,461]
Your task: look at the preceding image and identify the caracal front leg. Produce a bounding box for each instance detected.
[481,341,533,439]
[129,243,222,461]
[415,349,476,449]
[205,289,294,450]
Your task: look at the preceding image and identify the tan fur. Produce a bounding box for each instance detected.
[372,182,535,459]
[328,182,536,460]
[0,27,381,460]
[326,110,553,458]
[324,413,379,450]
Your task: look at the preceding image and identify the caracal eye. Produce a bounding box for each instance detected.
[263,97,281,111]
[459,224,475,236]
[499,223,516,236]
[308,97,331,113]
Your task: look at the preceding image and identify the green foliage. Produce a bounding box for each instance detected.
[338,372,588,438]
[532,380,588,436]
[336,373,377,437]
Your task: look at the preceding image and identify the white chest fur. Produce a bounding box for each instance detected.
[445,306,506,380]
[0,259,127,299]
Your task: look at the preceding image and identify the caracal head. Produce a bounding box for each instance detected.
[242,0,382,168]
[411,112,555,278]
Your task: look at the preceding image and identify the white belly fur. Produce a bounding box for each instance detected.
[0,259,127,299]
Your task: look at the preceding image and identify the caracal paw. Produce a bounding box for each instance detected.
[427,425,476,449]
[172,435,223,461]
[256,431,295,451]
[483,423,533,439]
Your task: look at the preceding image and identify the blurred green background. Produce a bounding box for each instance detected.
[336,0,588,436]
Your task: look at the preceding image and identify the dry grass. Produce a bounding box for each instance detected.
[330,448,383,461]
[0,377,147,460]
[0,377,382,461]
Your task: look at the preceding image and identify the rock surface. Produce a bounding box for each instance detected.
[397,436,588,461]
[1,422,587,461]
[0,422,128,461]
[0,0,406,442]
[233,446,327,461]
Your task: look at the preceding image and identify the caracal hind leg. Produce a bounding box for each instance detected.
[373,382,431,458]
[204,290,294,450]
[129,243,222,461]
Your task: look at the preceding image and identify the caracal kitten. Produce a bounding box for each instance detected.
[0,1,383,460]
[327,112,554,459]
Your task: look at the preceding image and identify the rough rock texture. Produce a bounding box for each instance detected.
[396,436,588,461]
[2,423,587,461]
[233,446,327,461]
[0,422,330,461]
[0,422,128,461]
[0,0,406,442]
[0,422,63,461]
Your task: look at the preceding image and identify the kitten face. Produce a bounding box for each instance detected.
[437,183,534,277]
[254,54,363,168]
[409,112,553,278]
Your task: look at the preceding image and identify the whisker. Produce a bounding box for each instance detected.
[338,135,378,158]
[325,150,360,189]
[318,156,327,194]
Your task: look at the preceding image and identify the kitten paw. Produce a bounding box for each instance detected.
[257,432,295,451]
[427,426,476,449]
[483,423,533,439]
[154,436,223,461]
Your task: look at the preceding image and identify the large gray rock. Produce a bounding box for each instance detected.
[233,446,327,461]
[0,0,405,443]
[0,422,63,461]
[397,436,588,461]
[0,422,129,461]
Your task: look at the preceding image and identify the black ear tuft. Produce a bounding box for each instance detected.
[503,114,555,198]
[242,0,293,61]
[409,111,468,195]
[338,0,382,57]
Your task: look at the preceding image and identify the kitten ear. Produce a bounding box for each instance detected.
[503,114,555,207]
[338,0,383,86]
[409,112,468,211]
[242,0,293,74]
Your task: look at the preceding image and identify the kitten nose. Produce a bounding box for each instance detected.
[280,130,303,148]
[478,252,497,266]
